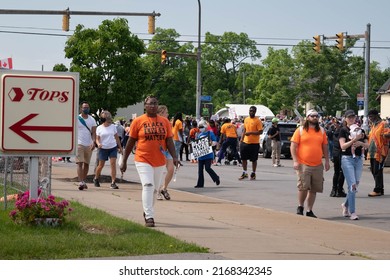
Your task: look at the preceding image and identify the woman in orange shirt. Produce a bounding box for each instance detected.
[172,112,185,165]
[120,96,178,227]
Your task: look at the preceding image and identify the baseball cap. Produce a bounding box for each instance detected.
[367,109,379,116]
[306,109,318,117]
[344,110,356,117]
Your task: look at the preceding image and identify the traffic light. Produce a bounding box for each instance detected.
[336,32,344,51]
[148,16,155,34]
[161,50,167,65]
[312,35,321,53]
[62,9,70,32]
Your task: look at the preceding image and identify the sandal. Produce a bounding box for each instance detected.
[160,189,171,200]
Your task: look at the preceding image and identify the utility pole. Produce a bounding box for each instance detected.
[242,72,246,104]
[195,0,202,121]
[364,23,371,117]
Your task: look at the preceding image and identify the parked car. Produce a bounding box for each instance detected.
[259,121,298,159]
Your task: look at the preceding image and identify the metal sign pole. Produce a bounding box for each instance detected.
[29,157,39,200]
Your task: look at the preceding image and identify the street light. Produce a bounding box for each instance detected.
[195,0,202,121]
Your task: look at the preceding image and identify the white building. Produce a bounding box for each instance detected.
[115,102,144,120]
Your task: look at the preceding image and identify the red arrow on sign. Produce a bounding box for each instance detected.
[9,113,73,143]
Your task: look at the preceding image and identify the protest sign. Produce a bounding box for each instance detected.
[191,135,213,159]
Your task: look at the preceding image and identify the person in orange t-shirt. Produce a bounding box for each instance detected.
[172,112,185,165]
[120,96,178,227]
[290,109,330,218]
[366,109,390,197]
[239,106,263,180]
[216,118,241,165]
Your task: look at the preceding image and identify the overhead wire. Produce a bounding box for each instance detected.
[0,26,390,50]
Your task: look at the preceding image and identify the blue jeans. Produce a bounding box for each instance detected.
[341,155,363,214]
[196,158,219,187]
[174,140,182,160]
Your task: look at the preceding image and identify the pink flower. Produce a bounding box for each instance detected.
[9,190,71,225]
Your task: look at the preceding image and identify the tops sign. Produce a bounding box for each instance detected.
[8,87,70,103]
[0,70,79,155]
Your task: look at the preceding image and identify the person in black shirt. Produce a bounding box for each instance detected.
[330,120,347,197]
[268,118,281,167]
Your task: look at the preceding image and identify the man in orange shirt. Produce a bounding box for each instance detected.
[366,109,390,197]
[239,106,263,180]
[216,118,241,165]
[290,109,330,218]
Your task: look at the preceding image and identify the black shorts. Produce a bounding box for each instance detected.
[240,142,259,162]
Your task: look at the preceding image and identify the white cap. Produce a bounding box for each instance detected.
[198,120,208,129]
[306,109,318,117]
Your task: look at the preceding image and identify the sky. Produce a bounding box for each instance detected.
[0,0,389,71]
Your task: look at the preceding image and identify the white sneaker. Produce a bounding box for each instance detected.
[156,190,163,200]
[350,213,359,220]
[273,164,278,167]
[341,203,350,217]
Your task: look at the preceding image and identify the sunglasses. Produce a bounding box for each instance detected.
[309,115,319,118]
[145,102,158,106]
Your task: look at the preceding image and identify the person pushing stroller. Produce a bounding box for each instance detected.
[215,118,242,166]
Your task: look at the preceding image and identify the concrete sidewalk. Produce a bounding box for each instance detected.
[51,164,390,260]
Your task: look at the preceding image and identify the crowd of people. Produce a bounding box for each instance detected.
[70,99,390,227]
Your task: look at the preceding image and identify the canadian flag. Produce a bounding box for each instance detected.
[0,58,13,69]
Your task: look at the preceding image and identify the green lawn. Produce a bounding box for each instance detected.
[0,193,208,260]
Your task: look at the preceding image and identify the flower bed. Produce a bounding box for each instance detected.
[9,190,72,226]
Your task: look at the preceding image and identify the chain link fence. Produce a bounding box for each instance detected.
[1,156,51,209]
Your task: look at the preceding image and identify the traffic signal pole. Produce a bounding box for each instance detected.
[0,8,161,32]
[320,24,370,117]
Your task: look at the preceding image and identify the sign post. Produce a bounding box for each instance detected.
[0,70,79,198]
[357,93,364,107]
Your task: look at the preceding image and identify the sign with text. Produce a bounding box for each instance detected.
[0,70,79,155]
[191,135,213,159]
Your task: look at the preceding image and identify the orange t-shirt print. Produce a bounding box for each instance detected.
[129,114,173,167]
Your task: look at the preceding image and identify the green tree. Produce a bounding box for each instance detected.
[64,18,147,115]
[254,48,296,114]
[202,32,261,103]
[234,63,263,106]
[292,40,350,115]
[52,63,68,72]
[144,28,197,116]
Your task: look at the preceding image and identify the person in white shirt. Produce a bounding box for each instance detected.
[76,101,97,190]
[93,110,123,189]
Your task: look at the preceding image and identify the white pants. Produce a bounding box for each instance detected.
[135,161,166,219]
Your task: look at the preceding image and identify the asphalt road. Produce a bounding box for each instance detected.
[66,151,390,233]
[156,155,390,232]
